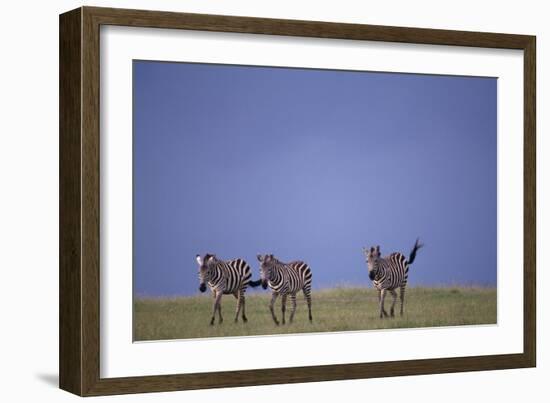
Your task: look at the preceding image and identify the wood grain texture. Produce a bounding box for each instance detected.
[59,6,537,396]
[523,38,536,367]
[86,6,532,49]
[59,7,82,396]
[81,7,102,396]
[85,354,532,396]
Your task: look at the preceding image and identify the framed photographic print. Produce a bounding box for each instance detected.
[59,6,536,396]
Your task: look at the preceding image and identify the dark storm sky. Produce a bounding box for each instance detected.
[133,61,497,296]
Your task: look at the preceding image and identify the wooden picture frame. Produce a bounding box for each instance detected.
[59,6,536,396]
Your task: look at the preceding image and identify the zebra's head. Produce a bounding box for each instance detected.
[257,254,275,289]
[363,245,381,281]
[196,253,217,292]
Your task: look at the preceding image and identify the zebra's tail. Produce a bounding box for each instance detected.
[248,279,262,288]
[408,238,424,265]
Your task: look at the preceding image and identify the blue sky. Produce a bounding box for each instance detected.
[133,61,497,296]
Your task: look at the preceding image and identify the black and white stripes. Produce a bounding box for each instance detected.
[255,254,313,325]
[195,241,421,325]
[195,254,253,325]
[363,239,423,318]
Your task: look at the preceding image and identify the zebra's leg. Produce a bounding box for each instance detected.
[289,293,297,323]
[233,291,242,323]
[389,289,398,317]
[211,291,223,325]
[303,288,312,322]
[281,294,287,325]
[216,292,223,324]
[379,289,389,318]
[399,286,406,316]
[269,292,280,325]
[241,292,248,323]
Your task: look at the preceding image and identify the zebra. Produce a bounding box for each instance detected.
[195,253,253,325]
[362,239,423,319]
[253,254,313,325]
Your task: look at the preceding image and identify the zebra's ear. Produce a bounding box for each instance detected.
[375,245,380,253]
[195,255,202,265]
[257,254,263,262]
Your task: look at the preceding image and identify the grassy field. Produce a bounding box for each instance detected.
[134,287,496,341]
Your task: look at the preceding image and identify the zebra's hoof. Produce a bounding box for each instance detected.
[242,317,248,323]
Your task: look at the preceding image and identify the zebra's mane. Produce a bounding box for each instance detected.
[382,252,405,261]
[204,253,218,263]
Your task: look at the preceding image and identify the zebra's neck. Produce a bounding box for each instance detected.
[373,259,387,279]
[268,264,285,287]
[209,264,225,287]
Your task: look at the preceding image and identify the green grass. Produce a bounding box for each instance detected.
[134,286,496,341]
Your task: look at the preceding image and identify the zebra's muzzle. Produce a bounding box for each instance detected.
[261,281,268,290]
[368,271,376,281]
[199,283,207,293]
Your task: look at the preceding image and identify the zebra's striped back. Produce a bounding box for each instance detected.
[208,258,252,294]
[197,254,252,294]
[371,252,409,290]
[268,260,312,294]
